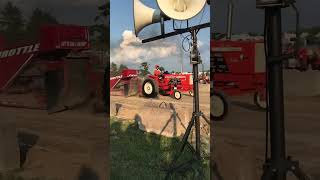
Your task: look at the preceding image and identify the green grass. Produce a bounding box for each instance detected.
[110,117,209,180]
[0,174,53,180]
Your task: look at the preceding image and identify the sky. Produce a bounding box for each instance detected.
[110,0,210,73]
[0,0,105,25]
[212,0,320,34]
[1,0,318,71]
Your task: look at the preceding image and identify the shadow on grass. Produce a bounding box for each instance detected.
[110,117,209,180]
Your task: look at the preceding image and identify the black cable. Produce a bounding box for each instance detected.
[173,6,208,53]
[291,3,300,57]
[263,8,270,162]
[173,20,192,52]
[181,34,192,52]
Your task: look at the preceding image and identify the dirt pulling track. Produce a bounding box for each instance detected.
[214,70,320,180]
[110,84,210,138]
[0,106,108,180]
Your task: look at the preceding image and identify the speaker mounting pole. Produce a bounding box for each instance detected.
[163,27,210,180]
[140,22,210,180]
[257,1,310,179]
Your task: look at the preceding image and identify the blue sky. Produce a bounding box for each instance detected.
[110,0,210,72]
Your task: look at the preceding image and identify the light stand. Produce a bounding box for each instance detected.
[163,29,210,180]
[257,1,310,179]
[140,18,210,179]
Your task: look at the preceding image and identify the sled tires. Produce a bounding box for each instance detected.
[142,78,158,98]
[211,90,229,121]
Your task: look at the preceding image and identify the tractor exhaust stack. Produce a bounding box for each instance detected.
[226,0,234,40]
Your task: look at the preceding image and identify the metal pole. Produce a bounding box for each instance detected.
[191,30,201,158]
[226,0,234,40]
[266,7,286,180]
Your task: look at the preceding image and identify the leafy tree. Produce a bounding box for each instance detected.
[159,66,165,72]
[25,8,58,41]
[213,33,225,40]
[301,26,320,36]
[109,63,128,77]
[139,62,150,76]
[0,2,24,44]
[110,62,118,76]
[118,64,128,73]
[90,1,109,50]
[95,1,109,23]
[248,32,258,36]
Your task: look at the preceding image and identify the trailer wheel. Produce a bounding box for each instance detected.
[173,90,182,100]
[254,91,267,110]
[211,90,228,121]
[142,78,158,98]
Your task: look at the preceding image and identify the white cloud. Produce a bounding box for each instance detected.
[111,30,178,65]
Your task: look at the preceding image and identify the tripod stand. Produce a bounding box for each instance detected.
[164,29,210,180]
[259,2,310,180]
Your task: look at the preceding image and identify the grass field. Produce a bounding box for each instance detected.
[110,117,210,180]
[0,174,49,180]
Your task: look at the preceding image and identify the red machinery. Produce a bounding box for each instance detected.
[0,24,104,113]
[145,72,193,99]
[284,46,320,71]
[110,69,193,100]
[211,39,267,120]
[110,69,139,96]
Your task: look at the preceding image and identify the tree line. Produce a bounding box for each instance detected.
[110,61,177,77]
[0,1,108,50]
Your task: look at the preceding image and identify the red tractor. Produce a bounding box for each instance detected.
[210,1,267,120]
[211,39,267,120]
[142,72,193,100]
[110,69,194,100]
[0,24,105,113]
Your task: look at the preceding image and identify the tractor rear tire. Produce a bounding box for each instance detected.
[142,78,158,98]
[254,91,267,110]
[211,90,228,121]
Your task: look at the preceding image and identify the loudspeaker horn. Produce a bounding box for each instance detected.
[156,0,207,20]
[133,0,162,36]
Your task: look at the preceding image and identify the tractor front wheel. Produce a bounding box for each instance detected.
[142,78,158,98]
[173,90,182,100]
[211,90,228,121]
[189,90,194,97]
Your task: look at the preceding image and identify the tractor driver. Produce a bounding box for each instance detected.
[154,65,162,79]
